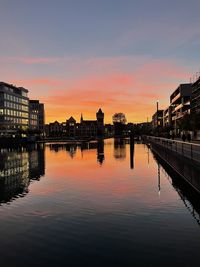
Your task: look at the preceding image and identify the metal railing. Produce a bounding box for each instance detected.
[145,136,200,165]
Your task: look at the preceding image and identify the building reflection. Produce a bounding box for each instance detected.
[49,139,134,168]
[153,152,200,226]
[113,137,135,169]
[130,137,134,169]
[81,140,105,165]
[113,138,126,161]
[49,143,77,158]
[49,140,105,165]
[28,144,45,180]
[158,163,161,196]
[97,140,104,165]
[0,144,45,204]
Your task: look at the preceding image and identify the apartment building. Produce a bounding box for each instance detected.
[170,84,192,131]
[152,110,164,129]
[191,77,200,114]
[163,106,172,128]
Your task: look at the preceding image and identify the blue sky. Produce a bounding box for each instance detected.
[1,0,200,122]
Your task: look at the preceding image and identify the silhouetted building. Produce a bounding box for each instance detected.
[78,114,97,137]
[48,121,64,137]
[66,116,76,138]
[191,77,200,114]
[124,123,134,136]
[77,108,104,138]
[104,124,114,137]
[96,108,104,136]
[152,110,164,129]
[191,77,200,139]
[29,100,45,134]
[113,122,126,136]
[46,108,104,139]
[134,122,151,135]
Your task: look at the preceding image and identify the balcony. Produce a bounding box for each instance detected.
[171,92,181,104]
[171,110,190,121]
[163,111,169,117]
[174,103,183,112]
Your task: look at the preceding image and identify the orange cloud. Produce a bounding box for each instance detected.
[7,57,190,123]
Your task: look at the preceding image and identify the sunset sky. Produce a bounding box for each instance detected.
[1,0,200,123]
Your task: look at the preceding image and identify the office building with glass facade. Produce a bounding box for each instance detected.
[0,82,29,136]
[29,100,45,134]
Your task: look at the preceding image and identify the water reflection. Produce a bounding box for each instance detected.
[49,139,133,167]
[158,163,161,196]
[97,140,104,165]
[130,138,134,169]
[153,152,200,226]
[0,144,45,204]
[0,139,200,266]
[113,138,126,160]
[1,138,200,227]
[49,140,105,165]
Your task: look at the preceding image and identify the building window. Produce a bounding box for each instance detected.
[22,92,27,97]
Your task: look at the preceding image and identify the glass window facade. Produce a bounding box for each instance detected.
[0,82,29,134]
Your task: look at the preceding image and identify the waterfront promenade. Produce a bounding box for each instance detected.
[145,136,200,193]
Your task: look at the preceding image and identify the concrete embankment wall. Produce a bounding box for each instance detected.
[145,137,200,193]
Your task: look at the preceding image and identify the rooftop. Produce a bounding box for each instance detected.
[0,81,28,93]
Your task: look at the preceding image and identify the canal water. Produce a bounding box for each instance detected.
[0,138,200,267]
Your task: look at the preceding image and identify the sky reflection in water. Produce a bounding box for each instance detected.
[0,139,200,267]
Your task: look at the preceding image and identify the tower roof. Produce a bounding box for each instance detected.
[67,116,76,122]
[97,108,103,113]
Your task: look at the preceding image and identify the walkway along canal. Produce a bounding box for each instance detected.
[144,136,200,193]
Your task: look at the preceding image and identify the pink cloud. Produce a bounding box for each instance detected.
[10,56,61,64]
[11,78,65,88]
[5,57,191,123]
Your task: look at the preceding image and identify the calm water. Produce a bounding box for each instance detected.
[0,138,200,267]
